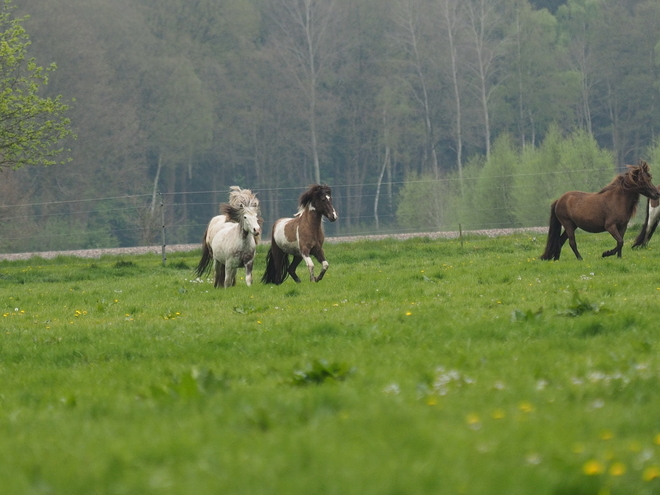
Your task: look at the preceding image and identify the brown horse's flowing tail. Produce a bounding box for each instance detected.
[193,227,213,277]
[261,241,289,285]
[540,201,563,261]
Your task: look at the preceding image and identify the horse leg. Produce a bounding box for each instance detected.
[288,256,303,283]
[244,258,254,286]
[554,231,569,260]
[224,266,238,288]
[311,248,329,282]
[603,225,625,258]
[214,261,226,288]
[562,224,582,260]
[297,251,318,282]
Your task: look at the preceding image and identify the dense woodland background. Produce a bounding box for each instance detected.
[2,0,660,252]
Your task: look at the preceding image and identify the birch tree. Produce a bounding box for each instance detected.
[267,0,340,184]
[392,0,440,177]
[463,0,509,159]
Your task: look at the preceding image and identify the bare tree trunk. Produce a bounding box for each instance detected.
[514,9,525,149]
[464,0,506,160]
[375,109,391,230]
[441,0,464,193]
[150,153,163,215]
[270,0,338,185]
[394,0,439,177]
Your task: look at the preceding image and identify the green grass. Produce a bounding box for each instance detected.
[2,233,660,494]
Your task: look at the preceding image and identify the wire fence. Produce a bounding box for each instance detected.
[0,167,635,255]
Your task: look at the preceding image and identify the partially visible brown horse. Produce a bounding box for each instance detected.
[261,184,338,284]
[540,160,660,260]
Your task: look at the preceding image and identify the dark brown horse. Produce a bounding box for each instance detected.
[632,187,660,248]
[261,184,338,284]
[540,160,660,260]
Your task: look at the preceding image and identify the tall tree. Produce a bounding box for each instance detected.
[463,0,509,159]
[499,0,579,147]
[267,0,341,184]
[0,0,73,173]
[556,0,600,137]
[392,0,440,177]
[438,0,466,188]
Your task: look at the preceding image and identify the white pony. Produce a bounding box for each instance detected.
[194,186,261,278]
[211,203,261,288]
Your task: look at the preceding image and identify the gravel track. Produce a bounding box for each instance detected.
[0,227,548,262]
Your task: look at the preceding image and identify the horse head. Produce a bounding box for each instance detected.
[630,160,660,200]
[221,204,261,237]
[299,184,338,222]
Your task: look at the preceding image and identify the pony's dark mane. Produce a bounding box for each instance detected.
[220,203,242,223]
[299,184,331,209]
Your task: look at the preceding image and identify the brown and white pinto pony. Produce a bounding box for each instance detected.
[540,160,660,260]
[262,184,338,284]
[194,186,262,278]
[632,185,660,248]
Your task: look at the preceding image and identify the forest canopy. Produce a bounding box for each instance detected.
[2,0,660,252]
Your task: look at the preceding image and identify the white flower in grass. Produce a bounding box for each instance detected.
[383,383,400,395]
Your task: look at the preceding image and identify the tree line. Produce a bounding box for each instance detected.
[2,0,660,252]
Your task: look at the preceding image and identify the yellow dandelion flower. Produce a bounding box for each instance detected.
[572,443,585,454]
[600,430,614,440]
[466,413,480,425]
[405,311,412,316]
[583,459,604,475]
[643,466,660,482]
[609,462,626,476]
[654,433,660,445]
[426,396,438,406]
[518,401,534,413]
[492,409,505,419]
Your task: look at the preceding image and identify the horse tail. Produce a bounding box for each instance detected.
[632,198,651,248]
[261,240,289,285]
[194,227,213,277]
[633,197,660,248]
[540,201,562,260]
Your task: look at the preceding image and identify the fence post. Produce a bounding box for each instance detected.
[159,192,166,266]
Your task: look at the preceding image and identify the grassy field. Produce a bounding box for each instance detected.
[2,231,660,494]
